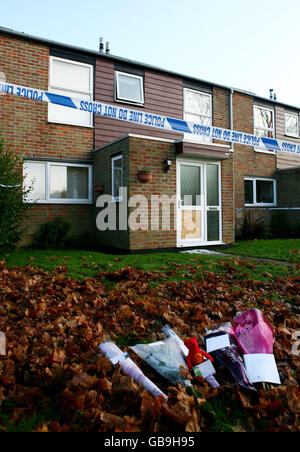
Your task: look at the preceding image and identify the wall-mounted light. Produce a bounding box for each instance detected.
[163,159,172,173]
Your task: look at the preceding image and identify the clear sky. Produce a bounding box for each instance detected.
[1,0,299,107]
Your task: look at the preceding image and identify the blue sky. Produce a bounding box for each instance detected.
[1,0,300,107]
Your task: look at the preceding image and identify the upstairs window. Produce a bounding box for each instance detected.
[254,105,275,153]
[184,88,212,143]
[254,106,275,138]
[48,56,93,127]
[244,177,276,206]
[115,71,144,105]
[285,112,299,138]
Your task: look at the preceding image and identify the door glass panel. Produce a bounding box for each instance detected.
[181,210,201,240]
[207,210,220,242]
[180,165,201,206]
[206,164,219,206]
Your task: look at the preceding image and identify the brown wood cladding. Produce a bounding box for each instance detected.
[275,105,300,168]
[94,59,184,148]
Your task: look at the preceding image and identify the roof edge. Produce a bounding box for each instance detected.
[0,25,299,111]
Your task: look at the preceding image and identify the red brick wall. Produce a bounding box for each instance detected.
[0,33,94,245]
[232,92,276,209]
[93,137,130,250]
[128,136,177,250]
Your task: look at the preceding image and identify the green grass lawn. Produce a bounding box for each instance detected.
[0,242,299,284]
[221,238,300,263]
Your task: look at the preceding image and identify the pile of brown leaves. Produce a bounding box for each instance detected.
[0,262,299,432]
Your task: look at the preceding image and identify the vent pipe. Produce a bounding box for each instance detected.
[106,41,111,54]
[99,37,104,53]
[269,89,274,100]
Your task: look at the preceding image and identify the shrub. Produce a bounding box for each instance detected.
[270,211,291,238]
[236,211,269,241]
[33,217,71,249]
[0,137,32,251]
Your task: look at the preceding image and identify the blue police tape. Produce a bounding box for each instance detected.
[0,184,21,188]
[1,81,300,155]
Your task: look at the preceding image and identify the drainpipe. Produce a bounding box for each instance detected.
[229,88,236,241]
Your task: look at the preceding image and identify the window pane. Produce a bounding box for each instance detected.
[113,157,123,198]
[254,107,273,130]
[207,211,220,242]
[256,180,274,204]
[206,164,219,206]
[184,90,211,116]
[180,165,201,206]
[50,166,89,199]
[24,162,46,200]
[285,114,299,137]
[51,59,91,92]
[48,88,92,126]
[50,166,67,199]
[184,113,211,126]
[184,89,212,143]
[245,180,253,204]
[113,157,122,169]
[113,169,122,197]
[67,167,88,199]
[117,73,143,103]
[254,127,274,138]
[184,113,211,143]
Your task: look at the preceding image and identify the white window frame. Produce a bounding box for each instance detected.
[115,71,144,106]
[183,88,212,142]
[24,161,93,204]
[48,56,94,127]
[111,155,123,202]
[285,112,299,138]
[244,177,277,207]
[253,105,275,154]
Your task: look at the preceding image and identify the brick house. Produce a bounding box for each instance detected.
[0,26,299,251]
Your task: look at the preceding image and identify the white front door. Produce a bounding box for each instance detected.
[177,159,222,247]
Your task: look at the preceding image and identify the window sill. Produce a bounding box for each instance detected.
[245,204,277,208]
[114,98,144,108]
[254,148,276,155]
[285,134,299,139]
[47,120,94,129]
[26,200,93,205]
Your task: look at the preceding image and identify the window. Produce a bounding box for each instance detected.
[23,161,92,204]
[183,88,212,142]
[244,177,276,206]
[253,105,275,153]
[111,155,123,201]
[115,71,144,105]
[48,56,93,127]
[285,112,299,138]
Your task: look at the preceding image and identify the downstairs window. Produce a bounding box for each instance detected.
[23,161,92,204]
[244,177,276,206]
